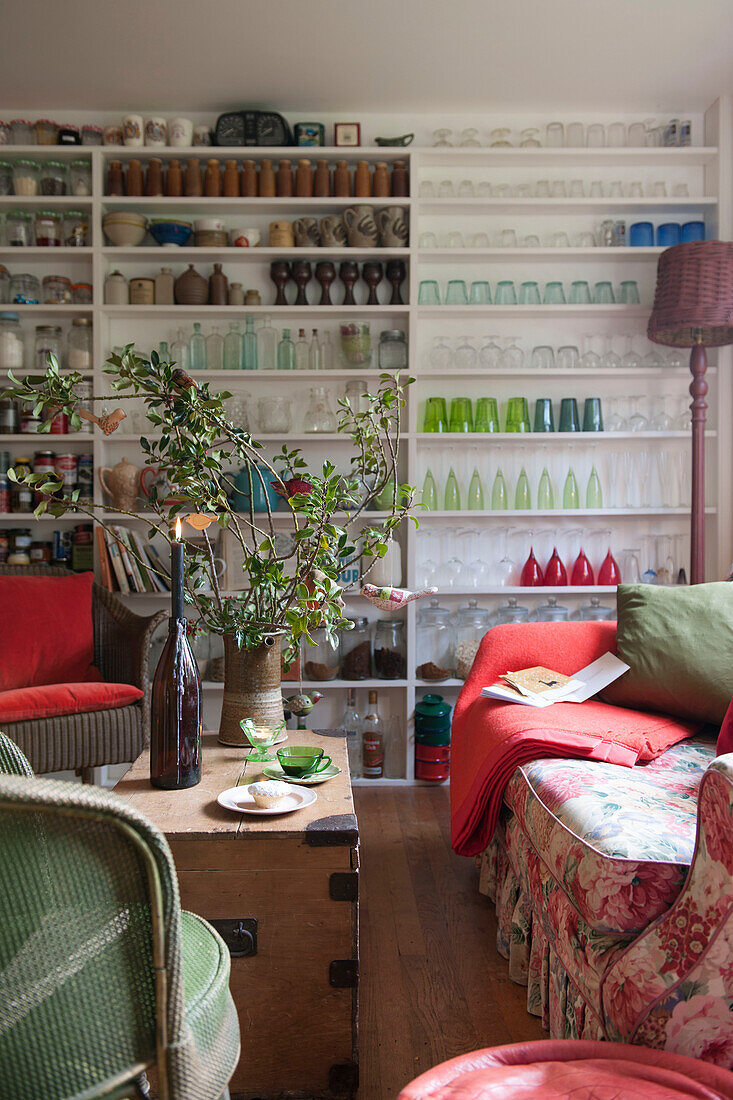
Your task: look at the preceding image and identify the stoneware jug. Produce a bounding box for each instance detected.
[377,205,409,247]
[175,264,208,305]
[319,215,347,247]
[343,205,379,247]
[99,457,141,512]
[293,217,320,247]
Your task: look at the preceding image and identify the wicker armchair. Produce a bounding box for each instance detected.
[0,565,165,777]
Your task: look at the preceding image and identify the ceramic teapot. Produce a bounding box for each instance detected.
[98,457,141,512]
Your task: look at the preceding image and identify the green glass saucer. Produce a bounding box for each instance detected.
[262,762,341,786]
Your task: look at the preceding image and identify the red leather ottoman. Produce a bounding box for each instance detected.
[398,1040,733,1099]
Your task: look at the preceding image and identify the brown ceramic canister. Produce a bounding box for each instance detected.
[166,159,183,196]
[174,264,208,305]
[223,159,239,197]
[277,159,294,197]
[259,159,276,197]
[333,160,351,197]
[354,160,371,197]
[145,157,164,197]
[129,277,155,305]
[126,159,143,197]
[185,158,202,196]
[229,282,245,305]
[269,220,295,247]
[245,289,261,305]
[295,158,313,197]
[209,262,228,305]
[240,159,257,197]
[391,160,409,197]
[106,160,124,196]
[314,159,331,197]
[205,159,222,197]
[373,162,390,197]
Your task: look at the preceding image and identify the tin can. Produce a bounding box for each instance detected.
[76,452,93,493]
[33,450,56,502]
[0,533,8,561]
[48,410,68,434]
[614,220,626,247]
[54,452,78,489]
[680,119,692,147]
[294,122,325,146]
[53,528,72,563]
[19,411,41,433]
[0,478,9,513]
[30,540,52,562]
[664,118,679,147]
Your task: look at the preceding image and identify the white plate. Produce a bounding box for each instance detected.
[217,784,317,816]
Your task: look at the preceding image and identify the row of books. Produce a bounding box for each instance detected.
[96,525,171,595]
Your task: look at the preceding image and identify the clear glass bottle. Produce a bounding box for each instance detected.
[257,314,278,370]
[242,315,258,370]
[308,328,323,370]
[294,328,309,370]
[171,328,190,372]
[374,619,406,679]
[378,329,407,370]
[223,322,242,370]
[302,386,337,432]
[454,599,491,679]
[189,322,206,371]
[361,690,384,779]
[277,328,295,371]
[416,598,454,681]
[321,331,335,371]
[205,325,224,370]
[342,687,361,778]
[302,626,340,680]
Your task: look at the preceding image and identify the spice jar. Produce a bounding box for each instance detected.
[64,210,88,246]
[416,598,454,681]
[81,124,103,146]
[6,211,32,246]
[10,273,40,303]
[378,329,407,370]
[0,313,24,369]
[35,324,63,369]
[13,159,39,196]
[303,627,341,680]
[9,120,33,144]
[374,618,406,679]
[42,275,72,304]
[69,159,92,196]
[340,617,372,680]
[68,318,92,370]
[454,599,492,679]
[0,161,12,195]
[58,124,81,145]
[34,210,62,247]
[40,161,67,195]
[35,119,58,145]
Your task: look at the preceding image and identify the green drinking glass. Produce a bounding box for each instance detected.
[423,396,448,432]
[582,397,604,432]
[618,280,640,304]
[519,281,541,305]
[533,398,555,433]
[449,396,473,432]
[559,397,580,432]
[467,468,485,509]
[418,280,441,305]
[537,467,555,509]
[593,281,615,304]
[569,280,592,304]
[422,469,438,510]
[445,279,469,305]
[495,280,517,305]
[543,281,566,304]
[469,280,492,305]
[505,396,531,433]
[474,397,500,432]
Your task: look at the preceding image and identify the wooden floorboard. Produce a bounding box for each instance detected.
[355,786,544,1099]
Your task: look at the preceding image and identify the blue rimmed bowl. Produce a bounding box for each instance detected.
[149,219,193,247]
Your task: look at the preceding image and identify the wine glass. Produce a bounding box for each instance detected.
[502,337,524,370]
[580,335,601,371]
[627,396,649,431]
[601,335,621,370]
[455,335,478,371]
[480,335,502,370]
[432,128,453,147]
[429,335,452,372]
[621,335,642,370]
[240,718,285,763]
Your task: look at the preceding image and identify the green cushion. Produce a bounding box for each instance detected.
[602,582,733,724]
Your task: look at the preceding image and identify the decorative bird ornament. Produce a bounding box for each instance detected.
[360,584,438,611]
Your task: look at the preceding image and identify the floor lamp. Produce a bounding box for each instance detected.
[647,241,733,584]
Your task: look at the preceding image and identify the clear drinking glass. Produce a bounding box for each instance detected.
[607,122,627,147]
[432,129,453,147]
[458,179,475,197]
[530,345,555,369]
[556,345,580,370]
[545,122,564,147]
[519,281,541,305]
[418,181,435,198]
[495,280,517,305]
[621,335,642,369]
[479,335,502,370]
[445,280,469,305]
[543,281,566,304]
[534,179,550,197]
[447,231,465,248]
[469,281,491,305]
[471,232,490,248]
[520,127,541,147]
[455,334,478,369]
[502,337,524,370]
[489,128,512,147]
[569,180,585,198]
[586,124,605,147]
[459,128,481,147]
[418,280,441,305]
[566,122,585,147]
[569,280,591,304]
[589,180,604,197]
[418,231,438,248]
[593,281,615,304]
[627,395,649,431]
[575,231,596,247]
[550,180,567,198]
[438,179,455,198]
[627,121,646,146]
[429,335,452,371]
[499,228,518,247]
[618,280,640,304]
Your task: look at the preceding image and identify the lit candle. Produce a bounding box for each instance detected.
[171,517,184,621]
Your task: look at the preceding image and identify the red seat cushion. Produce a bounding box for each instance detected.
[0,572,101,691]
[0,682,143,723]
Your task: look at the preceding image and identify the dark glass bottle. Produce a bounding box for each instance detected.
[150,617,202,789]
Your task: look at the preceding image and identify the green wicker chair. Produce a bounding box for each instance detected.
[0,732,240,1100]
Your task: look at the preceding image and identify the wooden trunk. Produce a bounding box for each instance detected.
[114,729,359,1099]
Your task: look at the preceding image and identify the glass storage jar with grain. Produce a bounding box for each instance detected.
[454,598,492,679]
[0,161,12,195]
[68,318,92,370]
[0,267,9,303]
[6,211,33,246]
[35,324,63,370]
[303,626,340,681]
[64,210,88,247]
[68,159,91,196]
[10,273,40,303]
[42,275,71,304]
[416,598,454,681]
[374,618,406,679]
[9,120,33,144]
[340,616,372,680]
[34,210,62,246]
[378,329,407,370]
[40,161,67,195]
[35,119,58,145]
[0,312,24,370]
[13,159,39,196]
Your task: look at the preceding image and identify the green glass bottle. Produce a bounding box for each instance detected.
[537,467,555,509]
[514,466,531,510]
[243,315,258,370]
[223,322,242,371]
[586,464,603,508]
[563,467,580,509]
[467,468,485,510]
[189,322,206,372]
[422,469,438,511]
[444,467,461,510]
[491,468,508,510]
[158,340,169,361]
[277,328,295,371]
[257,314,278,371]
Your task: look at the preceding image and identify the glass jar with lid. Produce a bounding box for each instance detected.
[42,275,71,304]
[34,210,62,246]
[536,596,570,622]
[0,312,24,369]
[0,161,12,195]
[68,318,92,371]
[6,211,33,247]
[35,325,63,370]
[64,210,89,247]
[454,598,492,679]
[71,282,92,304]
[340,616,372,680]
[495,596,530,625]
[302,626,341,681]
[579,596,615,621]
[10,273,40,303]
[13,159,39,196]
[9,120,33,144]
[35,119,58,145]
[39,161,67,196]
[0,267,9,304]
[374,618,406,679]
[302,386,337,433]
[68,159,92,196]
[378,329,407,371]
[81,124,103,146]
[416,598,455,681]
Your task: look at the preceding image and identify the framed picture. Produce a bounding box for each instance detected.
[334,122,361,147]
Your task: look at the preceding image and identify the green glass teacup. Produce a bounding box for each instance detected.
[277,746,332,778]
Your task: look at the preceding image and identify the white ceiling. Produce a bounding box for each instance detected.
[5,0,733,115]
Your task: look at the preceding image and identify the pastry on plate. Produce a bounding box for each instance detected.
[248,780,290,809]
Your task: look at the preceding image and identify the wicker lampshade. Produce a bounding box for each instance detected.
[647,240,733,348]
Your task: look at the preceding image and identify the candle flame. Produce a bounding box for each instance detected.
[175,517,182,540]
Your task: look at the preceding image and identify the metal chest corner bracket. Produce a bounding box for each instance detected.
[329,959,358,988]
[209,917,258,957]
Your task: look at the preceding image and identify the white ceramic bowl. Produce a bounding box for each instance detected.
[103,218,148,246]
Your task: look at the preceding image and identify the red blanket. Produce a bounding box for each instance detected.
[450,621,700,856]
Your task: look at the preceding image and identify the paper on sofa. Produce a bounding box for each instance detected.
[481,651,630,708]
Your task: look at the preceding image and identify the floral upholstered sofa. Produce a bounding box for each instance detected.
[452,620,733,1066]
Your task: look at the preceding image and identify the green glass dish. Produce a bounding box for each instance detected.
[276,746,332,778]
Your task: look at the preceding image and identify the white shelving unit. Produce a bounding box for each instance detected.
[2,99,732,785]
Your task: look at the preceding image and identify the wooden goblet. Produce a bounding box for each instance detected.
[292,260,312,306]
[339,260,359,306]
[362,261,383,306]
[270,260,291,306]
[315,261,337,306]
[386,259,407,305]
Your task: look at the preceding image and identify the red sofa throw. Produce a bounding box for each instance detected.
[0,572,101,691]
[0,682,143,722]
[451,621,701,857]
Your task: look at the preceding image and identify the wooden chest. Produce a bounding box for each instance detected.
[114,730,359,1099]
